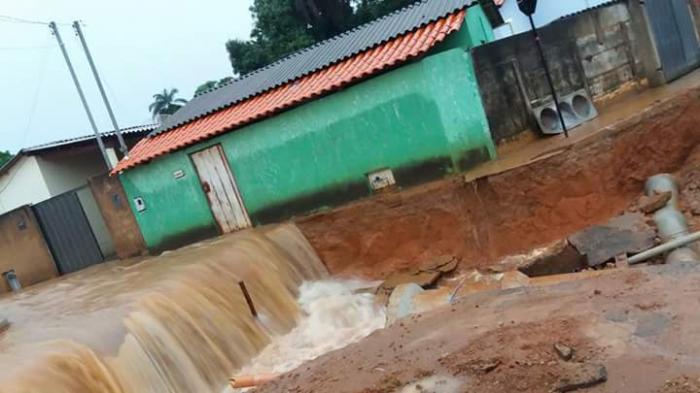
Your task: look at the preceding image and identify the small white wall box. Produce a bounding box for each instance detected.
[368,169,396,191]
[134,197,147,212]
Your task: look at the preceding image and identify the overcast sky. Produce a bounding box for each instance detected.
[0,0,254,153]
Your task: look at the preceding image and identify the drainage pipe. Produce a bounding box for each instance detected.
[628,231,700,265]
[230,373,280,388]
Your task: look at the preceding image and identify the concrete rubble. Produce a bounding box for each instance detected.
[554,343,574,361]
[555,363,608,392]
[569,213,656,267]
[259,168,700,393]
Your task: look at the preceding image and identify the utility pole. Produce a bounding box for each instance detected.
[49,22,112,169]
[72,21,129,157]
[527,14,568,137]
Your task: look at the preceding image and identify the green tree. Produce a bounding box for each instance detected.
[217,77,234,87]
[193,77,236,97]
[149,88,188,119]
[353,0,418,23]
[226,0,418,76]
[0,151,12,168]
[194,81,218,96]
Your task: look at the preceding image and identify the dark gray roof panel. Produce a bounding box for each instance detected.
[24,124,156,153]
[151,0,474,137]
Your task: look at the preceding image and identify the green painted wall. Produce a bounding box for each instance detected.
[121,7,497,252]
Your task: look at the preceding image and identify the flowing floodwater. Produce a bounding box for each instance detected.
[228,279,385,390]
[0,224,340,393]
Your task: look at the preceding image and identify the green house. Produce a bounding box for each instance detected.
[116,0,498,253]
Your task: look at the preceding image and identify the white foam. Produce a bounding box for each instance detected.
[226,279,385,391]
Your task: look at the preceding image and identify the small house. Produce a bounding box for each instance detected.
[0,125,154,267]
[114,0,498,253]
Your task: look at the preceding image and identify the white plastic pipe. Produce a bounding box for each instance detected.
[628,231,700,265]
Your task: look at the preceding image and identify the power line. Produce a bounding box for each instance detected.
[0,45,52,51]
[0,15,70,26]
[0,15,49,25]
[20,37,53,148]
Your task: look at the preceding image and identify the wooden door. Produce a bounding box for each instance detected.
[191,145,251,233]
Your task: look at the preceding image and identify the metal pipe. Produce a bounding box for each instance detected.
[3,270,22,293]
[239,281,257,318]
[230,373,280,388]
[629,231,700,265]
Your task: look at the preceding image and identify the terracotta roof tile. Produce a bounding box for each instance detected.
[114,10,466,173]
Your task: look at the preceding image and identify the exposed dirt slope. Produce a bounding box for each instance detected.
[297,89,700,279]
[257,262,700,393]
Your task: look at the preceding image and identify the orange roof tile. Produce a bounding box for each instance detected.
[114,10,466,173]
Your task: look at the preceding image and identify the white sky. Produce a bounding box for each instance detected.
[0,0,254,153]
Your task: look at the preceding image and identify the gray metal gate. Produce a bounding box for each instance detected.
[646,0,700,81]
[33,190,104,274]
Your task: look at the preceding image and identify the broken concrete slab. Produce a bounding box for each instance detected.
[554,343,574,361]
[376,262,450,307]
[386,283,425,325]
[517,240,587,277]
[554,363,607,392]
[638,191,672,214]
[380,271,441,291]
[413,287,452,315]
[500,271,530,289]
[420,255,460,274]
[569,213,655,267]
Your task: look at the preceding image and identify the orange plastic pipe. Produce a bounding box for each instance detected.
[230,373,280,388]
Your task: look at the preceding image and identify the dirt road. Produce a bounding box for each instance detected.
[258,261,700,392]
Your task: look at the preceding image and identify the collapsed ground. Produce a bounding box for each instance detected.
[297,87,700,280]
[252,87,700,391]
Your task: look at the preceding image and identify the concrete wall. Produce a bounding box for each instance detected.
[0,156,52,215]
[474,3,650,142]
[0,206,58,293]
[121,47,496,252]
[494,0,614,39]
[75,186,116,258]
[89,174,147,259]
[36,148,109,196]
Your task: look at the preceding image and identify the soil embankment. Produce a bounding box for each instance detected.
[297,88,700,279]
[258,261,700,393]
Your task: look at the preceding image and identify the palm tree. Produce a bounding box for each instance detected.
[149,88,188,119]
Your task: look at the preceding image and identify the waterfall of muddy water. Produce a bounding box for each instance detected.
[0,224,328,393]
[225,279,386,392]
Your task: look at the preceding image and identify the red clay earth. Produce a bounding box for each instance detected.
[297,87,700,280]
[256,262,700,393]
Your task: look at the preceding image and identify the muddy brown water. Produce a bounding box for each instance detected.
[0,224,328,393]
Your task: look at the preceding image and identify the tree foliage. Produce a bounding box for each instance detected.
[149,88,188,119]
[0,151,12,168]
[194,77,237,97]
[226,0,419,76]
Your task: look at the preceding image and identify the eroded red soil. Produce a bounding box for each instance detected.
[298,88,700,279]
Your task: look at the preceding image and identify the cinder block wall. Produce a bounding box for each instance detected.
[0,206,57,292]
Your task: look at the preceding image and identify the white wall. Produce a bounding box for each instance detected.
[36,149,109,196]
[0,156,52,215]
[495,0,613,39]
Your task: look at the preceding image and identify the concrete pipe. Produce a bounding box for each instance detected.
[666,248,700,264]
[654,207,690,241]
[645,174,680,207]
